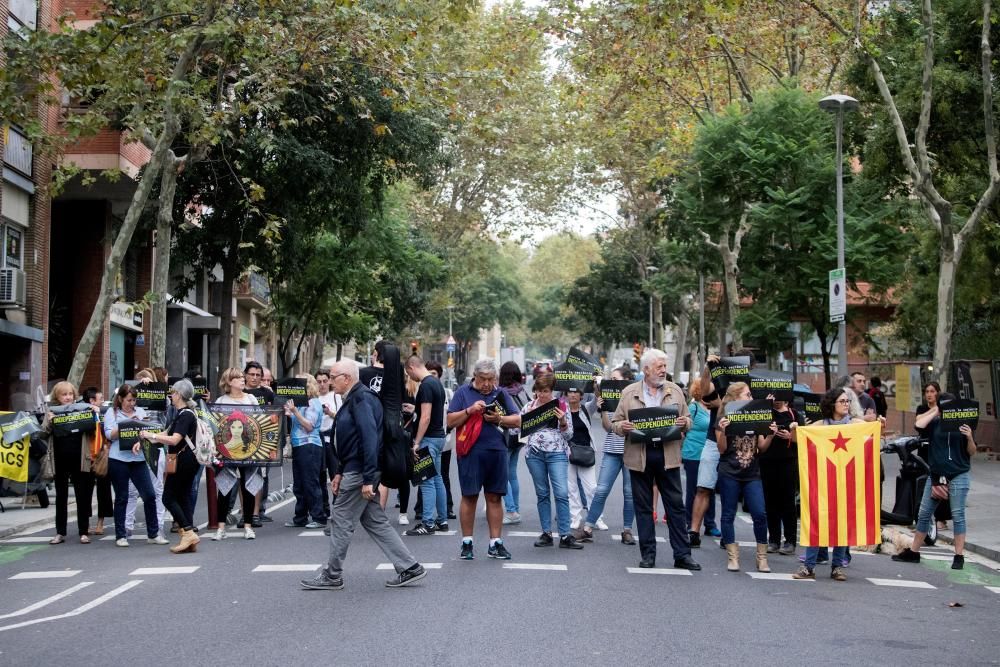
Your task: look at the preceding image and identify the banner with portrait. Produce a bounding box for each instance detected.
[207,403,284,467]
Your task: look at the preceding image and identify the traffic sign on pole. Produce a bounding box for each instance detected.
[829,268,846,323]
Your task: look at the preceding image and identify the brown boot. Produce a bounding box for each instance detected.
[755,543,771,573]
[169,529,187,554]
[725,543,740,572]
[171,528,200,554]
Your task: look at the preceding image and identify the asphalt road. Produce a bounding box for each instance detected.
[1,424,999,666]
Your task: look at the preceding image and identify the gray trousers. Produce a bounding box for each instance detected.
[325,472,417,577]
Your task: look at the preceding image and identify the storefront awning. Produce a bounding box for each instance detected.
[166,294,220,331]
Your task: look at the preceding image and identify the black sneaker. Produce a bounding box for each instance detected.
[951,554,965,570]
[301,571,344,590]
[385,564,426,588]
[251,515,263,528]
[259,514,274,523]
[559,535,584,550]
[405,523,434,536]
[767,542,779,554]
[434,522,449,532]
[534,532,554,547]
[460,541,474,560]
[488,540,512,559]
[688,530,701,548]
[891,547,921,563]
[447,511,457,519]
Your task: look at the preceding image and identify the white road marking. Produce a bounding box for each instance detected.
[505,531,563,538]
[252,564,322,572]
[129,566,200,576]
[433,530,457,536]
[737,515,753,524]
[745,572,814,581]
[298,531,326,537]
[502,563,568,571]
[985,586,1000,595]
[0,580,143,633]
[867,578,936,589]
[613,535,664,543]
[0,582,94,620]
[920,554,954,562]
[376,563,443,570]
[714,540,757,547]
[9,570,82,580]
[2,536,55,543]
[625,567,693,576]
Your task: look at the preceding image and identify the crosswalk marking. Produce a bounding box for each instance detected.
[252,564,322,572]
[613,535,664,543]
[506,531,563,538]
[2,536,55,543]
[129,566,200,576]
[298,531,326,537]
[919,554,954,562]
[376,563,443,570]
[0,580,143,633]
[745,572,814,581]
[0,582,94,621]
[867,578,936,589]
[9,570,81,580]
[986,586,1000,595]
[714,540,757,548]
[625,567,693,576]
[502,563,568,571]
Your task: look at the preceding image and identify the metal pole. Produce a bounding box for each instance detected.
[835,109,848,378]
[648,295,653,348]
[698,273,705,370]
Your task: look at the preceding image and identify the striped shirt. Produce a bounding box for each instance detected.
[602,428,626,455]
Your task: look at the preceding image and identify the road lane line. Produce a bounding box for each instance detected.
[625,567,693,576]
[0,580,143,633]
[376,563,443,570]
[714,540,757,547]
[505,532,564,538]
[129,566,200,576]
[9,570,82,580]
[745,572,814,581]
[613,535,665,543]
[867,578,936,589]
[298,531,326,537]
[1,536,55,544]
[253,564,322,572]
[986,586,1000,595]
[0,582,94,620]
[502,563,568,571]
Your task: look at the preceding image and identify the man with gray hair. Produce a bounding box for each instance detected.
[447,358,521,561]
[612,348,700,571]
[301,360,426,590]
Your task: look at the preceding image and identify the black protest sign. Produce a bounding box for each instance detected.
[50,404,96,437]
[520,399,560,438]
[247,387,273,406]
[599,380,630,412]
[708,356,751,392]
[724,399,774,436]
[794,391,823,424]
[553,362,595,394]
[0,411,39,445]
[168,376,209,400]
[117,419,162,451]
[132,382,168,410]
[410,447,438,486]
[629,406,681,443]
[142,441,161,476]
[274,378,309,407]
[749,370,794,402]
[939,399,979,434]
[566,347,603,375]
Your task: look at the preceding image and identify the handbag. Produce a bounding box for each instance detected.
[165,450,178,475]
[456,412,483,457]
[92,446,109,477]
[569,443,595,467]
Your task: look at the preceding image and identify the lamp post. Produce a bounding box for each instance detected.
[645,265,659,347]
[819,93,859,378]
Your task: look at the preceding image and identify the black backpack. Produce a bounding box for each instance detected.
[374,343,412,489]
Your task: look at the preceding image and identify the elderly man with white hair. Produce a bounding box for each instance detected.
[447,358,521,561]
[612,348,701,571]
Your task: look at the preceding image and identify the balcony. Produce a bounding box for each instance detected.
[234,272,271,309]
[62,128,151,179]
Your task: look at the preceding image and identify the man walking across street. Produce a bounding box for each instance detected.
[405,355,450,535]
[301,361,426,590]
[447,359,521,561]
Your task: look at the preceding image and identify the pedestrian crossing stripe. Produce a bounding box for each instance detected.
[986,586,1000,595]
[505,531,563,538]
[502,563,568,571]
[376,563,443,570]
[298,531,326,537]
[129,566,200,576]
[253,564,322,572]
[9,570,81,580]
[613,535,664,543]
[625,567,693,576]
[867,578,935,589]
[745,572,814,581]
[714,540,757,547]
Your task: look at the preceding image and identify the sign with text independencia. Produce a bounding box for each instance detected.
[50,404,97,437]
[274,378,309,407]
[938,398,979,434]
[629,406,681,443]
[519,399,560,438]
[709,356,751,393]
[553,362,595,394]
[724,399,774,436]
[749,370,794,402]
[599,380,630,413]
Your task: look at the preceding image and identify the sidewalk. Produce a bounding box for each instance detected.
[882,453,1000,561]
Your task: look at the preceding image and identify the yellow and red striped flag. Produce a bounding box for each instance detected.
[796,422,881,547]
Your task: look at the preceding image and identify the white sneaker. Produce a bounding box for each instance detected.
[244,527,256,540]
[398,515,409,525]
[502,512,521,525]
[595,518,609,531]
[147,535,169,545]
[115,538,129,547]
[212,528,227,541]
[570,518,581,530]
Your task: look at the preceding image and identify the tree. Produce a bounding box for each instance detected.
[806,0,1000,388]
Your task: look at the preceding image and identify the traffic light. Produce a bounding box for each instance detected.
[633,342,642,364]
[410,340,419,355]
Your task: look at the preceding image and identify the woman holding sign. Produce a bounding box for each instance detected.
[213,368,263,541]
[103,385,167,547]
[41,382,95,544]
[715,382,771,573]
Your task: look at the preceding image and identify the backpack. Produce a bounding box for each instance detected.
[182,408,217,466]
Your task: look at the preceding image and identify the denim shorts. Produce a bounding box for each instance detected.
[697,441,720,489]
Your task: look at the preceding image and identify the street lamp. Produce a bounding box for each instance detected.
[819,93,859,378]
[646,265,659,347]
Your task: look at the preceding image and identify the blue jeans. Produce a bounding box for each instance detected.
[525,449,571,535]
[419,437,447,527]
[718,474,768,545]
[189,464,204,516]
[585,453,633,529]
[109,458,159,540]
[804,545,848,568]
[916,471,970,535]
[683,458,716,531]
[505,446,521,513]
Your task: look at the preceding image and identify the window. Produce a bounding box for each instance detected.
[8,0,37,33]
[3,224,23,269]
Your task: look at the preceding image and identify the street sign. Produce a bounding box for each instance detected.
[829,268,846,323]
[446,335,456,353]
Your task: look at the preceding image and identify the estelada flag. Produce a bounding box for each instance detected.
[796,422,881,547]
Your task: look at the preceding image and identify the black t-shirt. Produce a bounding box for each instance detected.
[167,409,198,454]
[247,386,275,406]
[570,407,592,448]
[858,390,877,416]
[760,408,797,461]
[718,432,761,481]
[414,375,446,439]
[359,366,384,395]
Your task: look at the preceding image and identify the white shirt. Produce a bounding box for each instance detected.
[641,382,664,408]
[318,391,342,432]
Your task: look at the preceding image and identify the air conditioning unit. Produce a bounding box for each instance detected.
[0,268,27,307]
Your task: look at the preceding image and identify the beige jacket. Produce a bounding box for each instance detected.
[612,380,689,472]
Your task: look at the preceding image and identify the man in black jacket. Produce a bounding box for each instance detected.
[301,360,426,590]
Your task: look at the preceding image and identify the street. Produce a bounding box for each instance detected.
[2,419,999,666]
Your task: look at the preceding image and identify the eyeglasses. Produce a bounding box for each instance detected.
[330,373,348,381]
[246,371,262,377]
[836,398,850,405]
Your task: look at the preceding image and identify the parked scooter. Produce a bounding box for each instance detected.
[880,436,936,546]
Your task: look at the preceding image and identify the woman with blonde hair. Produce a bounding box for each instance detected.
[42,381,96,544]
[212,367,262,540]
[284,373,326,529]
